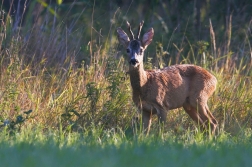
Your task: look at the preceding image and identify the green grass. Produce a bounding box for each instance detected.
[1,129,252,167]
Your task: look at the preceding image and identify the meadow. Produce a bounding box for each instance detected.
[1,1,252,166]
[1,129,252,167]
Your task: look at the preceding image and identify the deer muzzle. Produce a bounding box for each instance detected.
[129,58,139,66]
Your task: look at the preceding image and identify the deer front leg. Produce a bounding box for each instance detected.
[142,110,152,135]
[157,109,167,132]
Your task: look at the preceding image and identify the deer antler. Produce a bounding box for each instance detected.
[126,21,134,40]
[137,20,144,40]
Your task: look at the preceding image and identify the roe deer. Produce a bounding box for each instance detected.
[117,21,218,135]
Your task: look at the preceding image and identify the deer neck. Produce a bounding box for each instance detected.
[129,62,148,91]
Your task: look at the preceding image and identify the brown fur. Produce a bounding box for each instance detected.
[117,23,218,135]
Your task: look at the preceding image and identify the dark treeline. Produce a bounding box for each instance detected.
[1,0,252,66]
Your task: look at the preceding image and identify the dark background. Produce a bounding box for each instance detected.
[1,0,252,67]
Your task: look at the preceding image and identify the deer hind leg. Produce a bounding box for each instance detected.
[189,99,218,135]
[204,105,218,134]
[183,103,204,129]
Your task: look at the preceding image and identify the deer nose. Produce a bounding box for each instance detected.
[129,58,139,65]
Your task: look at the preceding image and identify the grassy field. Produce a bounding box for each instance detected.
[1,129,252,167]
[1,1,252,166]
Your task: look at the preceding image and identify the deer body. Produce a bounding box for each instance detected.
[117,21,218,134]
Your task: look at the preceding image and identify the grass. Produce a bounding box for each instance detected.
[1,128,252,167]
[1,1,252,167]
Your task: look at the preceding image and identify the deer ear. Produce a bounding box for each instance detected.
[117,27,130,48]
[142,28,154,49]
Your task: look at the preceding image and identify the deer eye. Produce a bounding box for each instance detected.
[126,49,130,53]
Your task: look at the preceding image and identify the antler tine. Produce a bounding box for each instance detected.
[137,20,144,40]
[126,21,134,40]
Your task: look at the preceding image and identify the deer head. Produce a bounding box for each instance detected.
[117,21,154,68]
